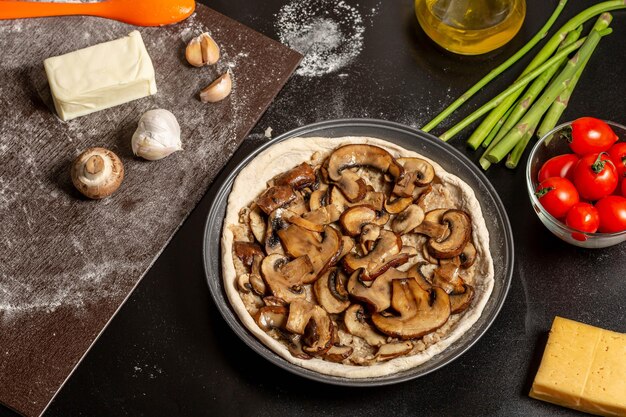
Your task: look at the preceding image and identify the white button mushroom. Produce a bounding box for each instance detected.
[71,147,124,199]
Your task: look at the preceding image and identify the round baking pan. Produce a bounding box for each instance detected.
[203,119,514,386]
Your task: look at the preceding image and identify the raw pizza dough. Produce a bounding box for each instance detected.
[221,136,494,378]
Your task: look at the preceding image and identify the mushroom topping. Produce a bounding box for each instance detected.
[254,306,288,332]
[314,268,351,314]
[256,185,297,215]
[392,157,435,197]
[286,300,334,354]
[371,279,450,339]
[326,145,404,202]
[343,304,387,347]
[309,184,330,211]
[322,345,354,363]
[262,296,286,306]
[347,268,406,312]
[427,210,472,259]
[431,263,465,295]
[329,186,385,212]
[237,272,266,296]
[249,206,267,244]
[413,209,450,241]
[71,147,124,199]
[422,243,439,265]
[459,242,477,268]
[285,205,341,232]
[278,224,343,278]
[233,241,264,269]
[339,205,390,236]
[359,223,380,254]
[260,254,314,303]
[338,236,355,260]
[384,195,414,214]
[376,341,413,361]
[264,209,288,255]
[343,230,409,280]
[392,205,425,235]
[450,284,475,314]
[273,162,316,190]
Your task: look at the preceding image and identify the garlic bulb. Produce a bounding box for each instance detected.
[131,109,182,161]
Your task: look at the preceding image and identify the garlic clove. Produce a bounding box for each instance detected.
[185,32,220,67]
[131,109,182,161]
[200,71,232,103]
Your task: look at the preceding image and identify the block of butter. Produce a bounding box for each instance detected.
[44,30,157,121]
[530,316,626,416]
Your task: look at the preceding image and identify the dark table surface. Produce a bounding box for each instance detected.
[3,0,626,416]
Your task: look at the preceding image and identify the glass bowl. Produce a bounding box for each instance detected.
[526,120,626,248]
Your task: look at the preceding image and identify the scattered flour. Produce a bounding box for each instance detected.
[275,0,365,77]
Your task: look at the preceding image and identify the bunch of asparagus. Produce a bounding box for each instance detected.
[421,0,625,170]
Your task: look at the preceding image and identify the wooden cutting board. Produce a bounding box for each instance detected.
[0,6,301,417]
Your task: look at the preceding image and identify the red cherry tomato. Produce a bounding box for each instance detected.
[538,154,579,183]
[565,202,600,233]
[595,195,626,233]
[569,117,618,155]
[572,153,618,201]
[535,177,579,219]
[608,142,626,178]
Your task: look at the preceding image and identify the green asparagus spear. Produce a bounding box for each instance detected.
[420,0,568,133]
[466,0,626,149]
[487,22,611,163]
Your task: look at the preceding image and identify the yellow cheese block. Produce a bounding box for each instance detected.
[44,30,157,121]
[530,316,626,416]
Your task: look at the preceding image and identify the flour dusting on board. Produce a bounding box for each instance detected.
[276,0,365,77]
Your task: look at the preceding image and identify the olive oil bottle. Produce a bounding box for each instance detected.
[415,0,526,55]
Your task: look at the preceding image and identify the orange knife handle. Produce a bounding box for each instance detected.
[0,1,104,19]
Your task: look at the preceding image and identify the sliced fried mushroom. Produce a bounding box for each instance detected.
[286,300,334,354]
[260,254,313,303]
[314,268,351,314]
[422,243,439,265]
[278,224,342,278]
[392,205,425,235]
[414,222,448,241]
[347,268,406,312]
[431,263,465,294]
[372,279,450,340]
[376,341,413,361]
[450,284,475,314]
[254,306,288,331]
[233,241,264,269]
[427,210,472,259]
[384,196,413,214]
[343,230,409,280]
[309,184,330,211]
[264,209,288,255]
[249,206,267,244]
[338,236,355,260]
[359,223,380,254]
[286,205,341,232]
[273,162,316,190]
[262,296,286,306]
[322,345,354,363]
[256,185,297,215]
[339,205,390,236]
[326,145,404,202]
[395,158,435,191]
[410,262,433,291]
[459,241,477,268]
[329,186,384,212]
[343,304,387,347]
